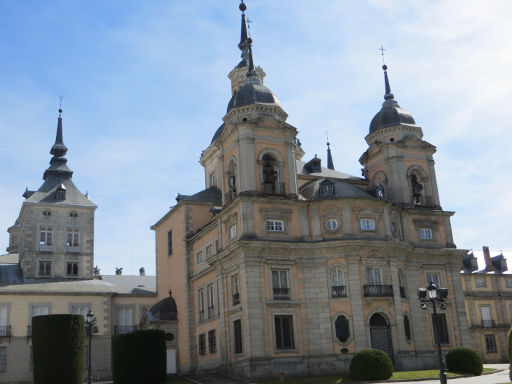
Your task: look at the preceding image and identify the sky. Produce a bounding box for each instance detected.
[0,0,511,276]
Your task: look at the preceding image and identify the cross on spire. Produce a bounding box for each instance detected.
[379,45,386,65]
[246,17,253,38]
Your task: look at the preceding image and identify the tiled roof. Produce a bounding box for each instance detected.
[176,187,222,204]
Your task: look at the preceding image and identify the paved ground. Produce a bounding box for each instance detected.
[380,364,509,384]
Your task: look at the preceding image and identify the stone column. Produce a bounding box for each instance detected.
[347,258,367,350]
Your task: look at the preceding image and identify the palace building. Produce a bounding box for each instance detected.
[151,2,472,379]
[0,108,157,383]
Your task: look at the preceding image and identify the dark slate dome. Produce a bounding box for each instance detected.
[369,101,416,134]
[227,81,282,113]
[149,296,178,321]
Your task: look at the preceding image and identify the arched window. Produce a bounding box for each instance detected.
[330,268,346,297]
[262,154,277,193]
[403,314,412,341]
[398,269,406,298]
[410,174,423,204]
[226,159,237,202]
[335,315,350,343]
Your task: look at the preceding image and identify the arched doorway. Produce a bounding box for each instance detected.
[369,313,394,363]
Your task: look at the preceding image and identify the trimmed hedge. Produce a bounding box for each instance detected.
[349,348,394,381]
[446,347,483,375]
[32,314,85,384]
[112,330,166,384]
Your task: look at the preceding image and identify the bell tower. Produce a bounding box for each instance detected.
[359,64,441,208]
[200,1,300,207]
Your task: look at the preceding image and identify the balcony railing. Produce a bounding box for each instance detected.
[39,244,53,252]
[261,182,286,195]
[400,286,406,298]
[114,325,137,335]
[225,188,237,203]
[0,326,11,337]
[482,320,496,328]
[364,285,393,297]
[232,293,240,306]
[331,285,347,298]
[207,306,215,319]
[273,287,290,300]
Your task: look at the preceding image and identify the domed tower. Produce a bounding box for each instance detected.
[200,1,300,209]
[359,64,441,208]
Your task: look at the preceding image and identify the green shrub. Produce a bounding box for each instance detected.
[446,347,483,375]
[32,314,85,384]
[112,330,166,384]
[508,327,512,381]
[349,348,394,381]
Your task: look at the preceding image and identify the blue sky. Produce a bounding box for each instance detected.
[1,0,511,275]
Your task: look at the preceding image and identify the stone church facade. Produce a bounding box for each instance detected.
[152,2,472,379]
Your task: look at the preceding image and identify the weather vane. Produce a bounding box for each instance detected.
[379,46,386,65]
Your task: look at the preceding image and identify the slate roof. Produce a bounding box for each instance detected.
[176,187,222,204]
[227,81,282,113]
[149,295,178,321]
[300,178,375,200]
[296,160,358,180]
[24,178,96,207]
[0,273,156,295]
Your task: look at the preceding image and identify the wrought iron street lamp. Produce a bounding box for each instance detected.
[418,282,448,384]
[85,310,97,384]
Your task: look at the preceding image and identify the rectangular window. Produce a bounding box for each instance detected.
[506,279,512,288]
[419,228,433,240]
[0,347,6,373]
[215,239,220,252]
[210,173,217,187]
[425,272,441,287]
[266,219,284,232]
[198,289,205,322]
[232,275,240,306]
[360,218,375,231]
[230,225,237,239]
[275,315,295,350]
[475,278,485,288]
[67,262,79,276]
[39,226,53,246]
[167,230,173,256]
[71,305,88,318]
[0,306,9,336]
[115,306,134,334]
[208,330,216,354]
[431,313,449,344]
[480,306,493,327]
[66,227,80,248]
[205,244,212,259]
[38,261,51,276]
[485,334,497,353]
[198,334,206,355]
[196,250,203,264]
[207,284,215,319]
[233,319,243,354]
[272,270,290,300]
[366,267,382,285]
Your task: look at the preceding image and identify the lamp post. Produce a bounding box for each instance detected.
[85,310,97,384]
[418,282,448,384]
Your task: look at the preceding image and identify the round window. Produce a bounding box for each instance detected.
[326,219,339,231]
[165,333,174,342]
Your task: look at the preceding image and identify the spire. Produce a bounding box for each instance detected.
[326,142,335,170]
[43,106,73,181]
[382,64,396,103]
[237,1,250,68]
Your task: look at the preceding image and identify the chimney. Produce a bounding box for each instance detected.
[139,267,145,276]
[483,246,494,272]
